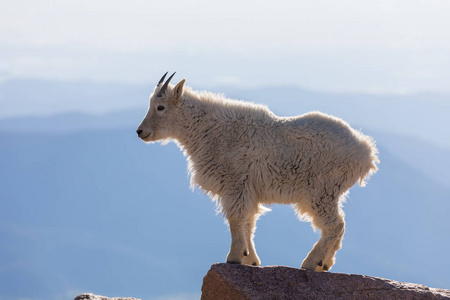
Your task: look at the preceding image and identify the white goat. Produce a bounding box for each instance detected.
[137,72,379,271]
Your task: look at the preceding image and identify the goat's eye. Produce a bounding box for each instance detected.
[157,105,165,111]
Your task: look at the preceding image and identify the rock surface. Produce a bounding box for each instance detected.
[201,263,450,300]
[74,293,141,300]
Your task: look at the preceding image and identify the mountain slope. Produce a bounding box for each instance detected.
[1,122,449,300]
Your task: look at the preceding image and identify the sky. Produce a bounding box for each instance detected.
[1,0,450,94]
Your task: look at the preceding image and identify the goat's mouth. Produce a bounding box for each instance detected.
[140,132,152,140]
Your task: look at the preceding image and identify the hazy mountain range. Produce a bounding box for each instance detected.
[1,80,449,300]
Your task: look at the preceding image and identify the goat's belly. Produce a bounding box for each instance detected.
[255,178,310,205]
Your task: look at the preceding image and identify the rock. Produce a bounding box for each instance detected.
[201,263,450,300]
[74,293,141,300]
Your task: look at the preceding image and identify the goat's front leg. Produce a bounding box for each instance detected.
[242,213,261,266]
[226,217,249,264]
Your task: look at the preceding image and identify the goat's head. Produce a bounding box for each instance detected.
[136,72,185,142]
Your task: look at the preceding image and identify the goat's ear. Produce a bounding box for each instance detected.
[173,79,185,101]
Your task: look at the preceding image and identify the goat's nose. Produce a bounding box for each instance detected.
[136,129,143,136]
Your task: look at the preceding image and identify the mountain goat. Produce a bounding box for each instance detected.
[136,72,379,272]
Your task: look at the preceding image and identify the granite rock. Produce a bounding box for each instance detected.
[201,263,450,300]
[74,293,141,300]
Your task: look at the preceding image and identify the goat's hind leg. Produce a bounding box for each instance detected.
[301,198,345,272]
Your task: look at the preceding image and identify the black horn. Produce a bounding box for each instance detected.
[157,72,176,97]
[157,71,168,86]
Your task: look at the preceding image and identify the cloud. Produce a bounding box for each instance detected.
[2,0,450,51]
[1,0,449,93]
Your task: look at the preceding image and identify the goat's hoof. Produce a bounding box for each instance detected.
[314,258,333,272]
[226,260,241,264]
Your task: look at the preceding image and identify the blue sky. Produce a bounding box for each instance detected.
[1,0,450,94]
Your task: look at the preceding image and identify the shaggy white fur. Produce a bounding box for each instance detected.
[137,73,379,271]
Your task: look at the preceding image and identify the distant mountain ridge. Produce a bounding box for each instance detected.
[1,79,450,148]
[0,110,143,133]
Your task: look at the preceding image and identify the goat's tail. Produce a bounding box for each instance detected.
[358,134,379,186]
